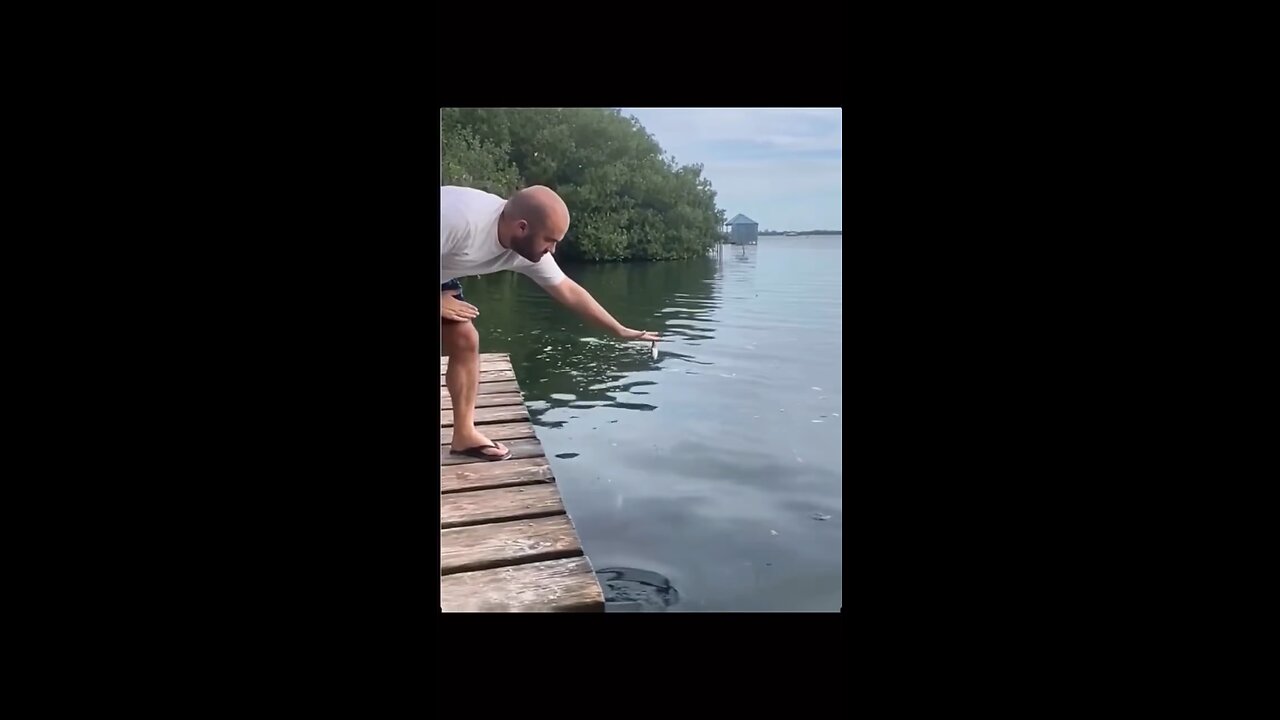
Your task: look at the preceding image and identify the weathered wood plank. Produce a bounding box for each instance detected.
[438,369,516,385]
[441,358,513,374]
[440,556,604,612]
[441,456,554,493]
[440,352,511,362]
[436,351,602,611]
[441,421,538,446]
[441,483,565,529]
[440,352,510,362]
[442,392,524,411]
[441,404,529,428]
[441,379,521,397]
[441,438,544,466]
[441,515,584,575]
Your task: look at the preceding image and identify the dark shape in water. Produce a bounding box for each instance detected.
[595,567,680,611]
[605,401,658,412]
[555,452,580,459]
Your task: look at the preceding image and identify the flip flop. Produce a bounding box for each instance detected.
[450,442,512,461]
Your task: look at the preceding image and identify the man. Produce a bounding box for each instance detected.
[441,184,660,461]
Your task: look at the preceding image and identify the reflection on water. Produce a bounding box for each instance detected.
[465,257,721,426]
[458,236,842,611]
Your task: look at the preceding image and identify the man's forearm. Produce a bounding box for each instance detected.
[550,279,625,336]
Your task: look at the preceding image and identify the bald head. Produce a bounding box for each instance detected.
[501,185,569,263]
[508,186,569,231]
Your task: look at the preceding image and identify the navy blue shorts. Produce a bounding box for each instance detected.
[441,278,465,302]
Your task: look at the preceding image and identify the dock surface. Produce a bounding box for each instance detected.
[440,352,604,611]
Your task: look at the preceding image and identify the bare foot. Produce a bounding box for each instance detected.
[450,428,509,459]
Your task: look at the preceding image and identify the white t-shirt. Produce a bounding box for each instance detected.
[440,185,566,288]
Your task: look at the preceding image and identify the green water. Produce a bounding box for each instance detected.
[454,236,842,611]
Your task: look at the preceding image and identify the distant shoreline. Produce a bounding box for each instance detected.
[758,231,842,236]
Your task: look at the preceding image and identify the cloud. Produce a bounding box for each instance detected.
[621,108,842,230]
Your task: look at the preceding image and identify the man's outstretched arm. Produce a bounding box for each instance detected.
[543,277,660,342]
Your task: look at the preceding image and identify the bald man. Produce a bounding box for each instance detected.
[441,184,660,461]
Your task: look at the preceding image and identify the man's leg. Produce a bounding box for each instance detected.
[442,314,510,460]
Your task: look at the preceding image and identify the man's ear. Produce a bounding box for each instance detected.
[517,220,527,233]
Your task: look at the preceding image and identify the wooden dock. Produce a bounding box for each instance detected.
[440,352,604,611]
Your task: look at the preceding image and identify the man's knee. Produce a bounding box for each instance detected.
[444,320,479,355]
[456,322,479,353]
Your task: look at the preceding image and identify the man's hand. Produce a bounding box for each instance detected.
[615,327,660,342]
[441,293,479,322]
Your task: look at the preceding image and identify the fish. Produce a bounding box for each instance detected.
[651,341,658,360]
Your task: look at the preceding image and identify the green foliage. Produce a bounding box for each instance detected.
[440,109,519,197]
[441,108,726,262]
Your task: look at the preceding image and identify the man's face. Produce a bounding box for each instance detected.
[512,220,564,262]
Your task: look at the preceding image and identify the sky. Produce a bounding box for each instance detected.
[619,107,842,232]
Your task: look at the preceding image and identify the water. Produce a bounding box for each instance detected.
[455,235,842,611]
